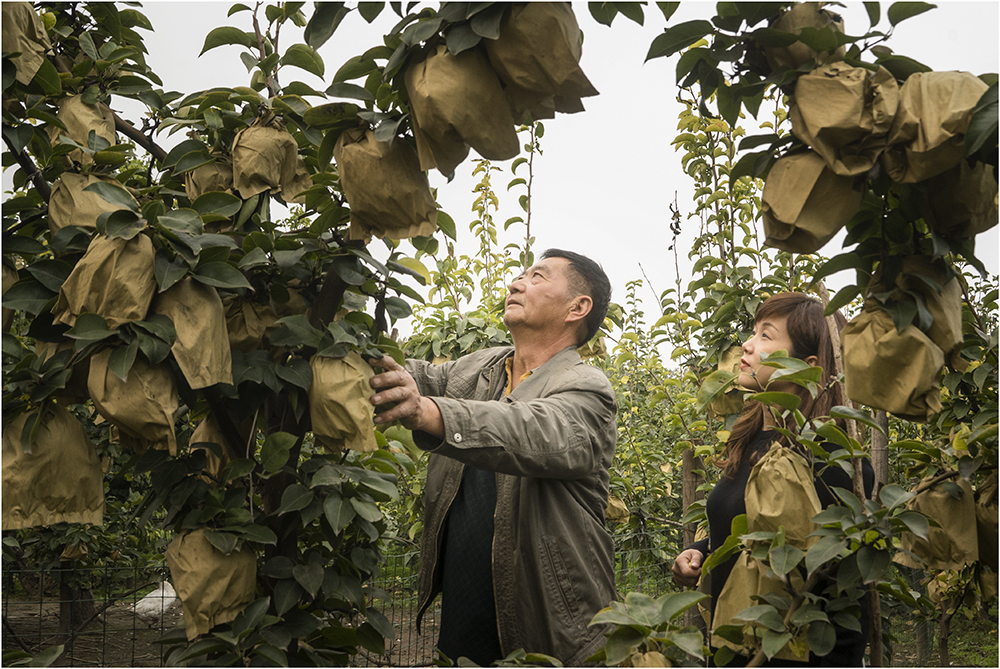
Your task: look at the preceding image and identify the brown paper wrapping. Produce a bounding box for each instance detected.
[232,115,310,203]
[883,71,989,183]
[35,339,90,403]
[892,256,964,365]
[333,127,437,241]
[483,2,598,123]
[605,495,630,523]
[790,64,899,176]
[88,349,178,455]
[843,303,943,422]
[223,296,279,352]
[745,442,822,550]
[52,234,156,329]
[166,529,257,640]
[49,172,137,234]
[763,2,846,71]
[184,156,234,201]
[308,352,377,454]
[405,44,518,175]
[49,95,116,165]
[762,151,863,253]
[2,404,104,530]
[152,278,233,389]
[711,345,746,417]
[920,159,999,239]
[2,261,17,332]
[896,477,978,571]
[190,413,253,485]
[712,552,808,661]
[1,2,52,85]
[976,472,998,572]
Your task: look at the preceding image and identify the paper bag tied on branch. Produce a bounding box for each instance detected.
[883,71,989,183]
[711,345,745,417]
[842,303,943,422]
[2,2,52,85]
[2,404,104,530]
[49,95,116,165]
[185,155,235,202]
[223,296,279,352]
[166,529,257,640]
[152,278,233,389]
[190,413,254,485]
[49,172,138,235]
[976,472,998,572]
[232,115,311,203]
[333,127,437,241]
[405,44,519,176]
[891,256,965,367]
[35,338,90,403]
[88,349,179,455]
[309,352,377,454]
[712,552,809,661]
[746,442,822,550]
[895,476,978,571]
[52,233,157,329]
[762,150,863,253]
[763,1,846,71]
[920,159,998,239]
[483,2,598,123]
[790,64,899,177]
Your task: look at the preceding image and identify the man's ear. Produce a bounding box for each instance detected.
[565,295,593,325]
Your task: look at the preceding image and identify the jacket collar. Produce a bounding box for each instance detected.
[489,345,581,400]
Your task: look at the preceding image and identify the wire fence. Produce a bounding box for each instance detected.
[1,546,952,667]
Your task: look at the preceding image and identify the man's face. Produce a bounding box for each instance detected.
[503,258,577,333]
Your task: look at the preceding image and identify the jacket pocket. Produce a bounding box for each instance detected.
[539,535,584,632]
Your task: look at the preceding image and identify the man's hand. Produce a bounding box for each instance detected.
[369,356,444,438]
[672,548,704,588]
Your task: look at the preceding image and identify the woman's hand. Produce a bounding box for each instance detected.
[672,548,704,588]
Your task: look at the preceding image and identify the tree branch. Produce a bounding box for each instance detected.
[113,112,167,164]
[3,132,51,202]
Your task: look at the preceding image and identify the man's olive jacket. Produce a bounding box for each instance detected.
[408,345,618,666]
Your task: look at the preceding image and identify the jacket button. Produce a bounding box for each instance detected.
[453,433,463,443]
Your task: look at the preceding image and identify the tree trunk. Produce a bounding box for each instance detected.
[915,616,931,665]
[939,606,954,667]
[58,561,97,645]
[871,410,889,498]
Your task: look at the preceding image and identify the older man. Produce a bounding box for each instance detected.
[369,249,617,665]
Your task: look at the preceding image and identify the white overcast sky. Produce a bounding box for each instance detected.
[99,2,1000,323]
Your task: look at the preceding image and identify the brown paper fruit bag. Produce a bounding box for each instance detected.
[232,114,310,203]
[405,44,518,176]
[52,233,156,329]
[483,2,598,122]
[842,303,943,422]
[308,352,377,454]
[166,529,257,640]
[2,2,52,85]
[762,151,863,253]
[883,71,989,183]
[892,256,964,365]
[152,278,233,390]
[49,172,138,235]
[184,156,234,202]
[763,2,846,71]
[2,403,104,530]
[333,127,437,241]
[49,95,116,165]
[712,552,809,661]
[2,261,17,332]
[35,339,90,403]
[790,64,899,177]
[745,442,822,550]
[223,296,279,352]
[920,159,999,239]
[190,413,254,485]
[976,472,998,572]
[895,476,978,571]
[88,349,178,455]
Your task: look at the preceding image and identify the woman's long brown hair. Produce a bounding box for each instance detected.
[718,292,847,477]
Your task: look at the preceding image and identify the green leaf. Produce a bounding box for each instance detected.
[762,630,793,659]
[203,530,238,555]
[350,497,382,523]
[769,544,804,576]
[830,405,886,436]
[446,22,481,54]
[274,579,303,615]
[696,369,737,412]
[200,26,253,55]
[876,54,931,80]
[24,260,71,293]
[856,544,891,583]
[279,484,314,514]
[281,43,325,78]
[323,493,356,534]
[745,391,801,411]
[236,523,277,545]
[807,620,836,656]
[359,474,399,502]
[304,2,349,49]
[158,208,204,235]
[270,315,324,348]
[887,2,935,26]
[356,621,385,655]
[29,644,65,667]
[260,431,296,473]
[646,20,715,61]
[253,642,288,667]
[863,2,880,26]
[2,278,54,315]
[293,561,325,597]
[966,83,998,157]
[223,458,256,481]
[896,510,930,541]
[661,590,708,622]
[193,192,242,218]
[193,262,252,290]
[470,4,506,38]
[878,484,912,511]
[333,55,377,83]
[107,340,139,381]
[604,626,646,666]
[82,181,138,212]
[324,82,374,102]
[275,358,313,390]
[65,313,115,344]
[805,536,848,575]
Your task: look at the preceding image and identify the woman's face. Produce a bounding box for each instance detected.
[739,315,796,390]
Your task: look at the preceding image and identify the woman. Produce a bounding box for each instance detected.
[672,292,873,666]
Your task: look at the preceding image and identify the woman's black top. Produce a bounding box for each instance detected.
[686,429,875,667]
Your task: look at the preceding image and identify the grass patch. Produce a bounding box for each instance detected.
[947,603,998,668]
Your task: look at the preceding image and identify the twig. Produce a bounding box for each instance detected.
[113,112,166,164]
[912,469,960,495]
[2,133,51,202]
